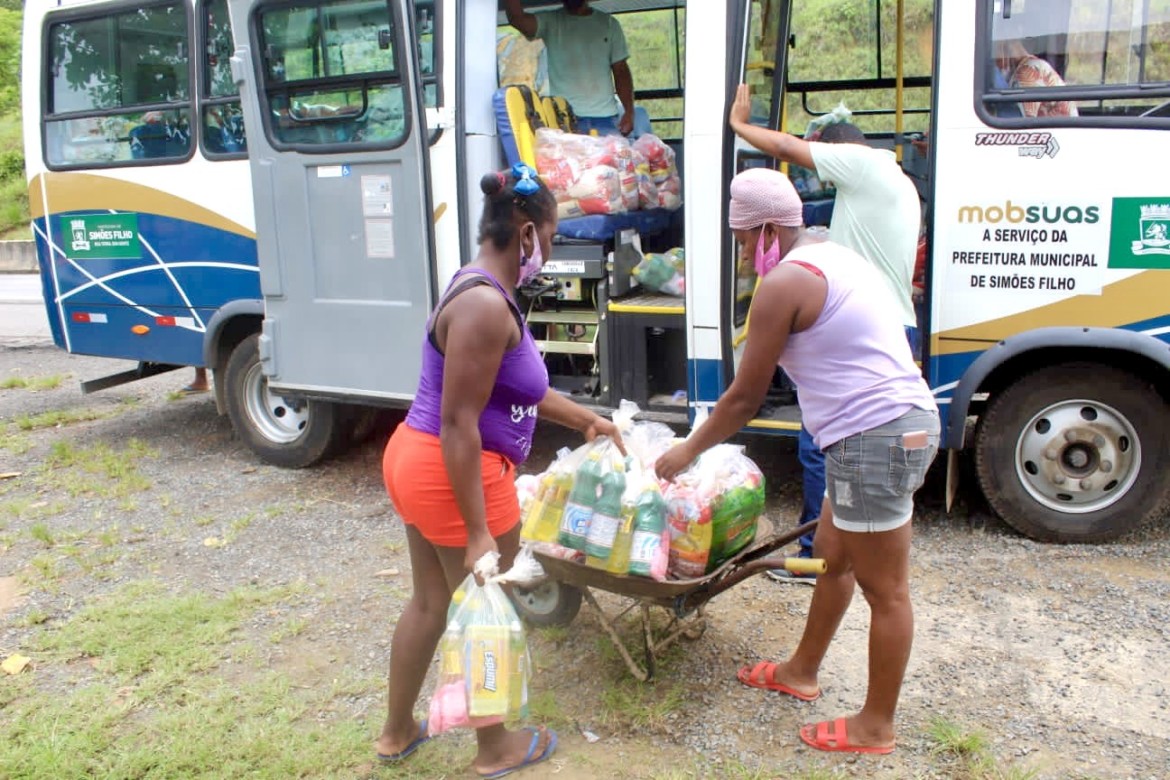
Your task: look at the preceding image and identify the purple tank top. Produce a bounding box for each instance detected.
[405,267,549,464]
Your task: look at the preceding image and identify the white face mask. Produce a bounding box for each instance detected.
[517,227,545,287]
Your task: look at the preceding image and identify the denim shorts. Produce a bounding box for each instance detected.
[823,408,940,533]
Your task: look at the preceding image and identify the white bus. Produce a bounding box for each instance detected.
[23,0,1170,543]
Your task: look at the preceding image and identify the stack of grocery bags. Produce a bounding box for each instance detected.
[516,403,766,581]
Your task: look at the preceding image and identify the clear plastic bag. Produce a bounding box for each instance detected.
[804,101,853,141]
[632,248,685,296]
[428,554,537,736]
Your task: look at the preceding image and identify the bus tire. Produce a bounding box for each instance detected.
[223,334,340,468]
[509,580,582,628]
[974,363,1170,543]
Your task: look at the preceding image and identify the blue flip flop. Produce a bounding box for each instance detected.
[376,719,431,762]
[477,727,558,780]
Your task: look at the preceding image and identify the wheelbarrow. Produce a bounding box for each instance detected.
[510,520,824,681]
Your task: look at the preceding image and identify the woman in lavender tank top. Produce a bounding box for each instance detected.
[656,168,939,756]
[376,164,623,776]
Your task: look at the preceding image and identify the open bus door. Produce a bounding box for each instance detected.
[227,0,435,408]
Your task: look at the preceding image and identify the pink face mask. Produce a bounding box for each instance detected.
[754,230,781,278]
[517,229,545,287]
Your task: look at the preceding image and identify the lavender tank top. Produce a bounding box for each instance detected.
[405,267,549,464]
[778,241,936,450]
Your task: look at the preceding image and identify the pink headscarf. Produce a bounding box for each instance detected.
[728,168,803,230]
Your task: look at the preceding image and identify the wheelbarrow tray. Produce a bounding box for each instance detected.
[532,518,817,612]
[528,519,818,681]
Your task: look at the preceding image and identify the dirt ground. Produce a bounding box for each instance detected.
[2,341,1169,779]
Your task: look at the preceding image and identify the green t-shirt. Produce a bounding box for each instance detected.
[810,142,921,328]
[533,9,628,119]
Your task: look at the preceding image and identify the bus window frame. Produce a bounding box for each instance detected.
[613,4,685,137]
[247,0,416,155]
[973,2,1170,131]
[199,0,248,161]
[416,0,444,146]
[41,0,198,172]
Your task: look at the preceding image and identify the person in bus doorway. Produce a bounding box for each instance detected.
[504,0,635,136]
[655,167,939,755]
[377,163,624,777]
[728,83,921,583]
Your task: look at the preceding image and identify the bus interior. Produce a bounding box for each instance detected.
[493,0,936,423]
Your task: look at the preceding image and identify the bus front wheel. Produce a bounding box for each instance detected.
[974,363,1170,543]
[223,334,340,468]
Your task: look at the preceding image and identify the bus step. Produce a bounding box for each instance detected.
[81,363,184,395]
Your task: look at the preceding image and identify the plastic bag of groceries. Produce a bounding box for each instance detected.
[632,133,678,183]
[655,174,683,211]
[804,101,852,141]
[663,444,765,578]
[518,401,671,579]
[535,128,626,217]
[632,247,685,296]
[429,550,543,735]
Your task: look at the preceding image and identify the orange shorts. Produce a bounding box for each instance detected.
[382,423,521,547]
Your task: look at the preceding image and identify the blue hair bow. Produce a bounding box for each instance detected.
[511,162,541,196]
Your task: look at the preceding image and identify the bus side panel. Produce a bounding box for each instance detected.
[32,172,259,364]
[929,4,1170,409]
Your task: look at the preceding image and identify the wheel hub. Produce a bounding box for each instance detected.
[1016,400,1139,514]
[242,362,310,444]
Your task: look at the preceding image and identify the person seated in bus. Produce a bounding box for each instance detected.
[728,83,921,576]
[377,163,624,776]
[655,167,939,756]
[129,111,190,159]
[204,105,246,154]
[994,38,1077,118]
[503,0,635,136]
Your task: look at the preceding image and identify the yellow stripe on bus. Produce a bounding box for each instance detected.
[607,302,685,315]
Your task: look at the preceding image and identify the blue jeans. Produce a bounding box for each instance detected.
[796,326,917,554]
[576,115,621,136]
[796,425,824,556]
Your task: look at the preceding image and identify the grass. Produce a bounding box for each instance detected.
[0,578,395,779]
[928,717,1041,780]
[14,407,110,432]
[0,432,32,454]
[0,374,67,391]
[44,440,156,499]
[27,521,55,547]
[599,678,686,732]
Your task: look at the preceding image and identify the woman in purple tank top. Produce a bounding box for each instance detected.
[656,168,939,756]
[376,164,623,776]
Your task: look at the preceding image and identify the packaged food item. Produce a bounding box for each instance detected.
[429,560,532,735]
[632,248,685,296]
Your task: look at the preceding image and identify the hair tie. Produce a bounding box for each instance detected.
[510,162,541,197]
[495,171,507,191]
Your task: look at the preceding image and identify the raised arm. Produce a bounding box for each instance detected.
[503,0,538,39]
[728,83,815,171]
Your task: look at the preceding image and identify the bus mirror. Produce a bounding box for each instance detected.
[378,28,392,50]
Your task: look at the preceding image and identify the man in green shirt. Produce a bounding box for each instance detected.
[504,0,635,136]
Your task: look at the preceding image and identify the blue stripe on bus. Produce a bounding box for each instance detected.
[34,213,259,363]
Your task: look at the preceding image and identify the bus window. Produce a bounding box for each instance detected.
[44,1,192,167]
[201,0,247,157]
[785,0,933,137]
[619,5,685,139]
[981,0,1170,122]
[256,0,407,148]
[416,1,439,109]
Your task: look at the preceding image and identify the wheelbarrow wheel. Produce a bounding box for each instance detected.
[510,579,583,628]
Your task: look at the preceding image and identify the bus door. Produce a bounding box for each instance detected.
[227,0,435,398]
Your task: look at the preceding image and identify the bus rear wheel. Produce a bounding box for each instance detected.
[224,334,340,468]
[974,363,1170,543]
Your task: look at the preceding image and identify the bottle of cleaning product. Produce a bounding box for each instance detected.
[605,502,637,575]
[520,472,554,541]
[507,618,528,716]
[559,452,603,550]
[532,468,573,543]
[629,481,667,577]
[584,460,627,561]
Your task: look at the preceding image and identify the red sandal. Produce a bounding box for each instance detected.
[736,661,821,702]
[799,718,895,755]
